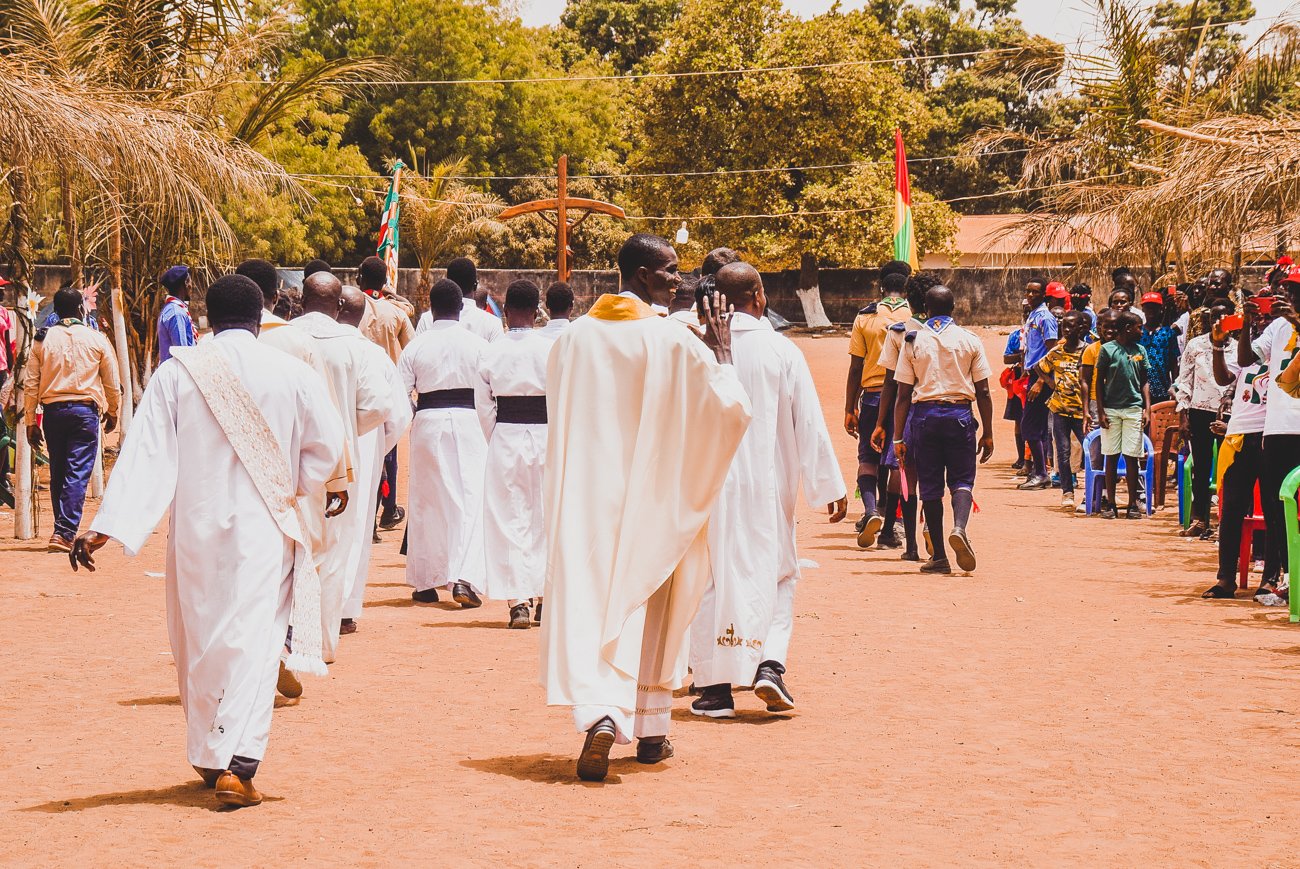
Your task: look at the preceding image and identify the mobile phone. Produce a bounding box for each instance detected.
[1257,296,1275,315]
[1218,313,1244,333]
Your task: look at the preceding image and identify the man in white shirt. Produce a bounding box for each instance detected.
[892,285,995,575]
[399,278,490,607]
[415,257,503,343]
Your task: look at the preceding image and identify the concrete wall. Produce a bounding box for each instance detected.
[10,263,1274,327]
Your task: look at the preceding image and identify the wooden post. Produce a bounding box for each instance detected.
[498,156,624,283]
[61,169,82,287]
[108,208,133,437]
[13,292,34,540]
[557,155,569,283]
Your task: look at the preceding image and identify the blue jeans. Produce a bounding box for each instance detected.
[42,401,99,539]
[1050,413,1084,494]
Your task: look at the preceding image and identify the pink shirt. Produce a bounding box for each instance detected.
[0,305,13,373]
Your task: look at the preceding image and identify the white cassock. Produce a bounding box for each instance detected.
[417,297,503,343]
[541,294,751,743]
[689,313,846,687]
[475,328,551,603]
[293,311,408,661]
[342,337,412,621]
[89,330,343,772]
[539,317,569,342]
[398,320,490,595]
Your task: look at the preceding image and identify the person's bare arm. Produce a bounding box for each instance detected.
[1095,352,1111,429]
[1211,333,1234,386]
[844,355,865,437]
[870,370,896,452]
[975,378,995,463]
[1240,299,1263,368]
[892,381,914,466]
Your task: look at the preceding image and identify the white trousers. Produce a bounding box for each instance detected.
[764,572,798,667]
[572,579,674,744]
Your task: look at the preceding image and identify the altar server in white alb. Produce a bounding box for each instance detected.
[400,277,490,608]
[293,272,410,661]
[476,279,551,629]
[543,233,752,783]
[541,282,573,341]
[688,262,846,719]
[415,257,503,343]
[70,275,344,809]
[338,286,412,634]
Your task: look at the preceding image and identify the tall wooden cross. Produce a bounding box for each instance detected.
[498,154,625,282]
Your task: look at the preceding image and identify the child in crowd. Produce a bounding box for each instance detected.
[1096,312,1152,519]
[1002,298,1031,472]
[1080,308,1122,432]
[1033,310,1089,509]
[1138,290,1180,404]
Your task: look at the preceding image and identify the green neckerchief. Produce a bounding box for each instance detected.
[880,296,909,311]
[58,318,83,327]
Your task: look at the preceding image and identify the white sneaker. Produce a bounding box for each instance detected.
[1075,500,1087,514]
[1062,494,1075,510]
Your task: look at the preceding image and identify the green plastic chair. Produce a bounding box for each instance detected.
[1282,466,1300,623]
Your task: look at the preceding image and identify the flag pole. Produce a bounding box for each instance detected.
[377,161,405,296]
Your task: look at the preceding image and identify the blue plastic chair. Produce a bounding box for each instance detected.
[1082,429,1155,515]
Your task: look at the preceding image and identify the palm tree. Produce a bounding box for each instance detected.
[400,157,505,307]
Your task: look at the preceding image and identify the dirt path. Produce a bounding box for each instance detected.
[2,330,1297,867]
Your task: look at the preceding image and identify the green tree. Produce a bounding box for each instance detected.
[556,0,682,73]
[1152,0,1255,89]
[299,0,622,181]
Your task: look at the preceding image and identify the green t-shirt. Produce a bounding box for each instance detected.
[1098,341,1149,409]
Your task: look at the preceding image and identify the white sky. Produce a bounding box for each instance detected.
[515,0,1299,45]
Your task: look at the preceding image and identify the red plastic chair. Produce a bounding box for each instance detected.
[1236,484,1265,591]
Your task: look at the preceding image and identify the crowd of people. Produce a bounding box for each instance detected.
[9,235,1300,806]
[843,260,1300,605]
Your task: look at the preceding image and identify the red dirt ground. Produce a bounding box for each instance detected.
[2,330,1298,866]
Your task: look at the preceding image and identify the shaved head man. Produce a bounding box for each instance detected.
[687,258,845,720]
[339,285,367,328]
[302,272,344,318]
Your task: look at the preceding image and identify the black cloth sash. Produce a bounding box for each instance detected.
[416,388,475,410]
[496,395,547,425]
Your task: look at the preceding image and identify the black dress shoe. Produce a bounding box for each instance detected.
[753,661,794,712]
[533,600,543,624]
[919,557,952,574]
[690,684,735,718]
[412,588,440,603]
[1018,475,1051,490]
[636,737,674,764]
[508,603,531,629]
[452,581,482,608]
[577,717,617,781]
[378,506,406,531]
[901,549,921,562]
[877,527,903,549]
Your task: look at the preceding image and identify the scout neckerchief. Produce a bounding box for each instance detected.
[57,318,83,327]
[880,296,908,312]
[164,296,196,338]
[926,315,954,333]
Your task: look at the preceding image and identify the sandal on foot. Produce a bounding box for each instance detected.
[1201,584,1236,599]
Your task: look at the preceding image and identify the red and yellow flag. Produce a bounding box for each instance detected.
[893,128,918,270]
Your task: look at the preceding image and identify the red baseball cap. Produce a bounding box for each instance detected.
[1045,281,1068,297]
[1284,264,1300,285]
[1140,291,1165,305]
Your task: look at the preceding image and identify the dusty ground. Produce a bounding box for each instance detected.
[3,330,1299,867]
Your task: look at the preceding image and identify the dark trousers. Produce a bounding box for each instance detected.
[1050,413,1084,493]
[912,402,977,502]
[1261,434,1300,577]
[1188,409,1222,523]
[379,447,399,514]
[1218,433,1282,583]
[42,401,99,539]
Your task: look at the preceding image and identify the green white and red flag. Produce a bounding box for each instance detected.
[375,160,405,297]
[893,128,918,270]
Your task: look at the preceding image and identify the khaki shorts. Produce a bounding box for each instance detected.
[1100,406,1144,457]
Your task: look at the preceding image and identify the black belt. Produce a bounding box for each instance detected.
[44,399,98,410]
[416,388,475,411]
[496,395,547,425]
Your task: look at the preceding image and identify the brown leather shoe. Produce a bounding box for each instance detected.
[339,618,357,635]
[47,534,73,553]
[214,771,262,807]
[193,765,222,788]
[276,660,303,699]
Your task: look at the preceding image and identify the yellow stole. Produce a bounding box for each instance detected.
[587,294,655,322]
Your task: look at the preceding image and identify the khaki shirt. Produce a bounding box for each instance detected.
[359,294,414,364]
[894,320,992,403]
[23,321,121,417]
[848,298,912,390]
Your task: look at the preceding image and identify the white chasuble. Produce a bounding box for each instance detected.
[540,294,751,741]
[89,330,343,771]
